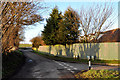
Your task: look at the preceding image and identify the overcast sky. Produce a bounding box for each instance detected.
[20,0,119,44]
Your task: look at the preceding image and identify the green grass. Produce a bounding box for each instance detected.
[93,59,120,64]
[33,50,120,65]
[19,44,32,48]
[33,50,88,63]
[75,69,120,79]
[2,50,25,79]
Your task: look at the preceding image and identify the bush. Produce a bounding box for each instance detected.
[2,50,25,79]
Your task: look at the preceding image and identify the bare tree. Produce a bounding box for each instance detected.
[0,2,45,54]
[79,3,114,42]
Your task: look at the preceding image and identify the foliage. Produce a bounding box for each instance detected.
[42,4,113,45]
[42,6,62,45]
[57,7,80,45]
[93,59,120,64]
[32,50,87,63]
[42,6,80,46]
[2,50,25,78]
[56,18,68,45]
[30,36,45,49]
[1,2,44,54]
[75,70,120,78]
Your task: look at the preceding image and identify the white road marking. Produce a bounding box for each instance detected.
[53,61,77,74]
[67,68,71,71]
[55,61,58,63]
[64,66,67,68]
[58,63,64,66]
[62,63,78,70]
[63,63,66,64]
[61,62,67,65]
[73,68,77,70]
[66,64,70,66]
[53,60,59,63]
[70,71,75,73]
[69,66,73,68]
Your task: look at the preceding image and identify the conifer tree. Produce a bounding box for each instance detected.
[57,7,80,46]
[42,6,62,45]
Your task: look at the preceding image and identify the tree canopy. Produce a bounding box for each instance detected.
[42,7,80,46]
[42,6,62,45]
[57,7,80,45]
[30,36,45,49]
[42,3,114,46]
[1,2,44,54]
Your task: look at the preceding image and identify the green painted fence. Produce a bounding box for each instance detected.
[38,42,120,60]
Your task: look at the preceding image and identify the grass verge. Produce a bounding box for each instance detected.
[32,50,120,65]
[2,50,25,79]
[93,59,120,65]
[75,69,120,79]
[32,50,88,63]
[19,44,32,48]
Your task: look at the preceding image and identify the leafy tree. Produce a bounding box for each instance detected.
[42,6,62,45]
[57,7,80,46]
[30,36,44,50]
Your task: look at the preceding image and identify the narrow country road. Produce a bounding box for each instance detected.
[11,48,119,79]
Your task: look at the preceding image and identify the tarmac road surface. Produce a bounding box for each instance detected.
[11,48,119,79]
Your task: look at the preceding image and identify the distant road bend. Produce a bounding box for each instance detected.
[12,48,119,79]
